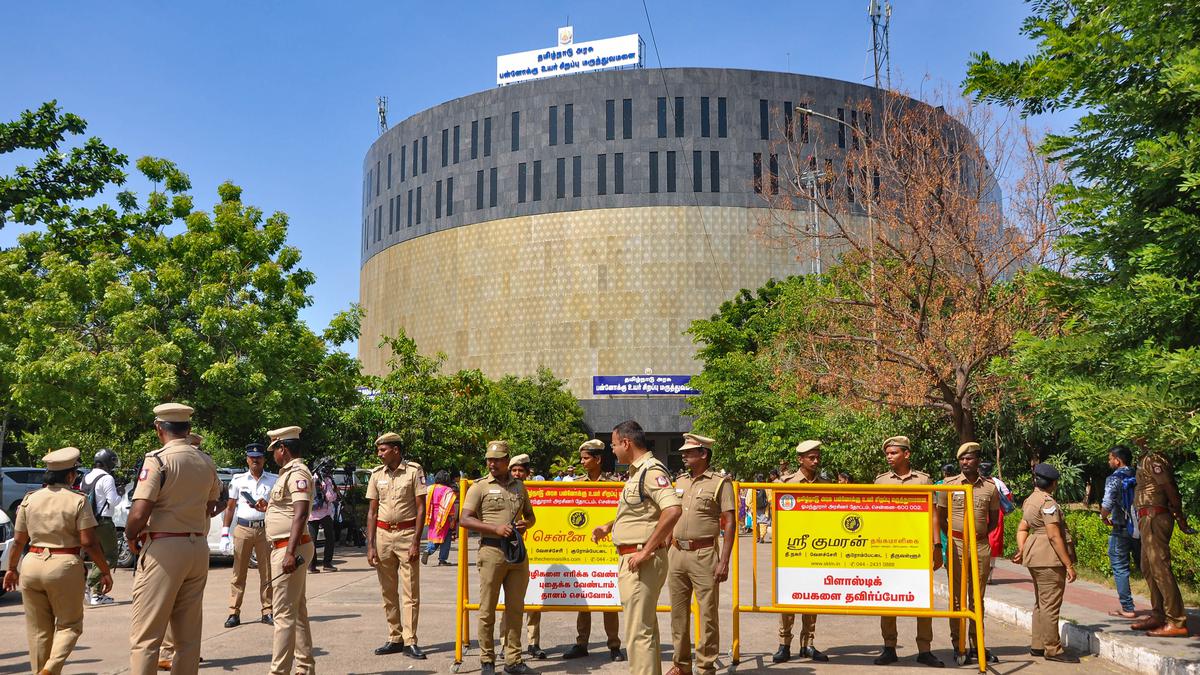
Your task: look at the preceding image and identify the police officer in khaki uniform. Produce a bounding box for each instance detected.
[591,420,682,675]
[499,454,547,659]
[1013,463,1078,662]
[126,403,222,675]
[4,447,113,675]
[1129,439,1194,637]
[666,433,734,675]
[563,438,625,662]
[366,431,428,659]
[773,440,830,663]
[871,436,944,668]
[460,440,537,675]
[935,441,1000,664]
[265,426,317,675]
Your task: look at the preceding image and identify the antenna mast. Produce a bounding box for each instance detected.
[377,96,388,135]
[868,0,892,90]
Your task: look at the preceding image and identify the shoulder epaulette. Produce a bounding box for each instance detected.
[370,464,385,473]
[407,460,423,470]
[875,471,891,479]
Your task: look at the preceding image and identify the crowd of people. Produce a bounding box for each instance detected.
[1,404,1195,675]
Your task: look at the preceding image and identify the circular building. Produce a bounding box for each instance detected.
[359,67,887,459]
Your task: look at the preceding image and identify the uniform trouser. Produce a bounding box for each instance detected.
[270,540,316,675]
[881,615,933,653]
[307,516,336,568]
[668,546,720,675]
[86,518,118,593]
[477,544,529,666]
[1140,512,1186,628]
[20,552,85,675]
[948,539,991,651]
[229,524,272,615]
[777,613,817,649]
[618,547,668,675]
[576,609,621,649]
[499,610,541,645]
[375,526,420,643]
[128,535,209,675]
[1029,566,1066,656]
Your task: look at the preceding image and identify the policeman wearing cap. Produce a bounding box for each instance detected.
[666,433,734,675]
[500,453,546,659]
[1013,463,1078,663]
[126,403,222,675]
[220,443,278,628]
[265,425,317,675]
[460,440,537,675]
[563,438,625,662]
[872,436,944,667]
[1129,437,1194,637]
[934,441,1000,664]
[592,420,681,675]
[773,439,831,663]
[366,431,428,659]
[4,447,113,675]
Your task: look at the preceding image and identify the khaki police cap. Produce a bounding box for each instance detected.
[510,453,531,467]
[578,438,605,453]
[43,447,81,471]
[486,440,510,459]
[268,426,302,442]
[375,432,403,445]
[882,435,911,451]
[680,433,715,451]
[795,439,823,455]
[956,442,981,459]
[154,402,194,423]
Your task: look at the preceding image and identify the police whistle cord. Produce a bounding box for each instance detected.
[268,554,306,583]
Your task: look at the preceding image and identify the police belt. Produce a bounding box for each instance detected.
[1137,506,1170,518]
[479,537,506,548]
[950,530,985,541]
[672,537,715,551]
[272,534,312,549]
[237,517,266,528]
[149,532,204,540]
[616,542,666,555]
[28,546,80,555]
[375,518,417,532]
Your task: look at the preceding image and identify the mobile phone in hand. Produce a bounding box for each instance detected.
[241,491,255,504]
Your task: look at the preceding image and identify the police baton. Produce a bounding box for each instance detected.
[268,554,306,583]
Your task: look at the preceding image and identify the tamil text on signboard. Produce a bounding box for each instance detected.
[497,33,643,86]
[592,375,698,396]
[522,484,621,607]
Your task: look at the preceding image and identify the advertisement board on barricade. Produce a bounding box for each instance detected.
[773,489,934,609]
[522,484,621,606]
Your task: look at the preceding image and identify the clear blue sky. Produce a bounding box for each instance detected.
[2,1,1065,349]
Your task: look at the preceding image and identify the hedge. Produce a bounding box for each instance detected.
[1002,508,1200,590]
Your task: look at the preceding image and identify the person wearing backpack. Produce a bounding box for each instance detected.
[80,448,122,606]
[1100,445,1138,619]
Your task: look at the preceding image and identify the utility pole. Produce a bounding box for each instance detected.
[377,96,388,136]
[869,0,892,90]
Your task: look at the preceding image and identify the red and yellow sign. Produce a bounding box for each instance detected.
[523,484,621,607]
[773,490,934,609]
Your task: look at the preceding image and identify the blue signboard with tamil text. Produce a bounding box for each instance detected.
[592,375,698,396]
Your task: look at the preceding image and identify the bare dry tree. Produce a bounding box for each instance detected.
[754,87,1067,443]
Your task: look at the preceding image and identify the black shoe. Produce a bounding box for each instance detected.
[561,644,588,659]
[802,646,829,662]
[916,651,944,668]
[421,550,431,565]
[1030,648,1045,657]
[504,663,537,674]
[404,644,426,660]
[874,647,898,665]
[1045,651,1079,664]
[985,649,999,663]
[374,641,404,655]
[261,613,273,626]
[438,560,455,566]
[772,645,791,663]
[322,564,337,572]
[528,644,547,659]
[308,566,319,574]
[609,647,625,662]
[481,663,495,675]
[224,614,240,628]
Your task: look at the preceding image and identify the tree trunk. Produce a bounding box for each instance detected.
[948,399,977,444]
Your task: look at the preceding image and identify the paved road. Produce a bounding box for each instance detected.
[0,537,1129,674]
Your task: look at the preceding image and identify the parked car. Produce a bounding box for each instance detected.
[111,471,237,568]
[0,509,13,598]
[2,466,45,520]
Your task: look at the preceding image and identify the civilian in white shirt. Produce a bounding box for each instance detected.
[220,443,278,628]
[81,448,122,605]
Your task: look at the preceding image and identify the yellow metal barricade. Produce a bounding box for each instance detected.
[731,481,987,672]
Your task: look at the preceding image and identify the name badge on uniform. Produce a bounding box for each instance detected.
[488,488,501,494]
[675,488,684,495]
[379,480,389,486]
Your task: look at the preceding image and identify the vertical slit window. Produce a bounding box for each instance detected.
[484,117,492,157]
[518,162,527,203]
[476,170,484,209]
[415,187,422,224]
[718,97,728,138]
[388,196,394,233]
[692,151,703,192]
[412,140,418,175]
[441,128,448,167]
[489,167,498,207]
[375,205,382,240]
[850,110,859,149]
[453,125,460,163]
[564,103,573,144]
[572,155,581,197]
[556,158,566,198]
[710,151,720,192]
[387,153,392,188]
[533,160,542,201]
[824,159,834,198]
[401,145,406,182]
[375,162,380,196]
[408,189,413,226]
[597,154,607,196]
[837,108,846,148]
[666,151,677,192]
[649,151,659,193]
[605,100,615,141]
[511,111,520,151]
[436,180,443,218]
[700,96,710,138]
[753,152,763,193]
[657,97,667,138]
[549,105,558,146]
[674,96,684,137]
[622,98,632,139]
[760,99,770,140]
[421,136,428,173]
[471,120,479,159]
[614,153,624,194]
[800,104,810,143]
[769,153,779,195]
[784,102,794,141]
[446,177,454,216]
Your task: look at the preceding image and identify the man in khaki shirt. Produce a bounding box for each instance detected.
[126,403,222,675]
[872,436,943,668]
[1129,438,1194,636]
[935,442,1000,664]
[366,431,428,659]
[460,440,537,675]
[592,420,682,675]
[666,433,734,675]
[265,426,317,675]
[773,440,830,664]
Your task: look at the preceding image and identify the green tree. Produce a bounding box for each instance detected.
[965,0,1200,502]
